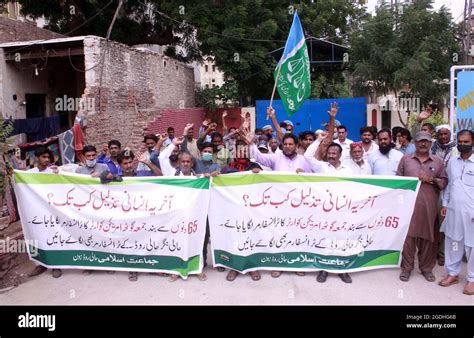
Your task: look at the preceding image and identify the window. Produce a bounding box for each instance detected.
[205,84,209,89]
[212,65,216,72]
[205,65,208,72]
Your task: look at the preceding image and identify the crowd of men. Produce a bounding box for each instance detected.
[25,104,474,296]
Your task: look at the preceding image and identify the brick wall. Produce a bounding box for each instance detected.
[0,17,64,43]
[145,108,206,140]
[81,36,197,151]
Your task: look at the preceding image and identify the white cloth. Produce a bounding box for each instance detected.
[445,236,474,282]
[304,139,352,174]
[342,159,372,175]
[27,167,54,173]
[158,144,178,176]
[435,124,451,132]
[334,138,353,162]
[251,144,311,173]
[368,149,403,175]
[441,154,474,247]
[362,141,379,161]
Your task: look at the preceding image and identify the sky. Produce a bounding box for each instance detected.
[366,0,466,22]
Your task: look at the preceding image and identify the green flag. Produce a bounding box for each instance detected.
[274,11,311,116]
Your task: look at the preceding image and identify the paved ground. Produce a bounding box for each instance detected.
[0,258,471,305]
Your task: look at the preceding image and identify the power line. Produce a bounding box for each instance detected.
[6,0,115,55]
[137,1,286,43]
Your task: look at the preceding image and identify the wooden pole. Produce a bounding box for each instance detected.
[267,64,282,120]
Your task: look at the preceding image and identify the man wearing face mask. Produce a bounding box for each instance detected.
[194,142,221,175]
[368,128,403,175]
[343,142,372,175]
[396,132,447,283]
[429,125,459,266]
[439,130,474,295]
[76,145,108,177]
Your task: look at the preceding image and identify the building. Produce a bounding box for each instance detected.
[194,56,225,89]
[0,35,198,150]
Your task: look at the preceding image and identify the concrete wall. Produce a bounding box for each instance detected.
[0,57,84,120]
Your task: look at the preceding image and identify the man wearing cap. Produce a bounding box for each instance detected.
[262,125,274,139]
[432,125,458,167]
[396,131,448,282]
[283,120,294,134]
[343,142,372,175]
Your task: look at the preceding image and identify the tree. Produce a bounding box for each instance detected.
[349,0,459,125]
[195,81,239,111]
[6,0,366,103]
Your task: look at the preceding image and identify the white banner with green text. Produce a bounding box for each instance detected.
[209,172,420,273]
[13,171,210,278]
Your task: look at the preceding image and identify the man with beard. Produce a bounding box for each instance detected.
[360,127,379,161]
[432,125,459,167]
[244,127,310,279]
[427,124,458,266]
[368,128,403,175]
[304,120,353,283]
[158,136,182,176]
[439,130,474,295]
[246,133,311,173]
[343,142,372,175]
[397,132,447,283]
[304,141,352,175]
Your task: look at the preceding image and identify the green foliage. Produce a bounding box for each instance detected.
[5,0,366,103]
[349,0,459,107]
[195,81,239,111]
[0,118,14,193]
[407,110,447,131]
[311,74,351,99]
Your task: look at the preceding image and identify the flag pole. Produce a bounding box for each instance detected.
[267,64,282,120]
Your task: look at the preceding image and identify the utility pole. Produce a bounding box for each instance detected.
[463,0,473,64]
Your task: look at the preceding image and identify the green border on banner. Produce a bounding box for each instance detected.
[212,174,418,191]
[32,247,201,276]
[14,171,210,189]
[213,249,400,271]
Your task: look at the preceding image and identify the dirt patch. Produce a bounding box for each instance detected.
[0,253,35,292]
